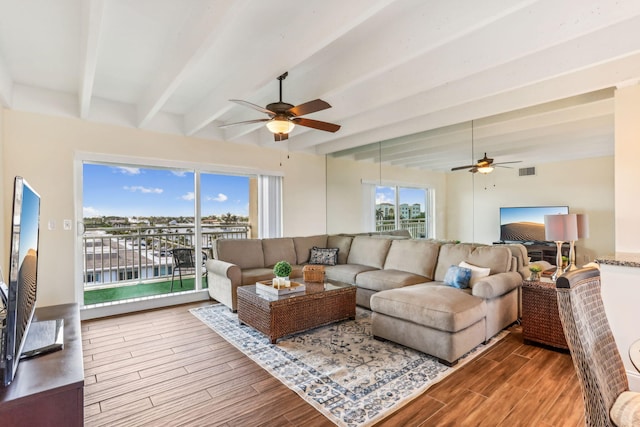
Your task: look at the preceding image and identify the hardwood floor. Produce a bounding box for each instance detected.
[82,302,584,426]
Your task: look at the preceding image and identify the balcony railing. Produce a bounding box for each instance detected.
[83,224,250,290]
[375,218,428,238]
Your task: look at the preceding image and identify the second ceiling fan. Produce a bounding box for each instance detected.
[220,72,341,142]
[451,121,522,173]
[451,153,522,174]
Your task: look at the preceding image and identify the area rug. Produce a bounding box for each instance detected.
[190,304,507,427]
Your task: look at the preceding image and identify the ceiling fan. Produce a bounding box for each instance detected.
[450,120,521,174]
[451,152,522,174]
[220,72,341,142]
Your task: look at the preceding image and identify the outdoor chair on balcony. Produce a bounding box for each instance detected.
[170,248,207,292]
[556,267,640,426]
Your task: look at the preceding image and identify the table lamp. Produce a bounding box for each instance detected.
[565,213,589,272]
[544,214,578,281]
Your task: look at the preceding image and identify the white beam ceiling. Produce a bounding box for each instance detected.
[0,0,637,170]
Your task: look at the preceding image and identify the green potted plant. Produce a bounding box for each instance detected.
[273,261,292,278]
[529,264,543,281]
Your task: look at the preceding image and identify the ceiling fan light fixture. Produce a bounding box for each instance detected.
[477,165,494,174]
[266,116,295,134]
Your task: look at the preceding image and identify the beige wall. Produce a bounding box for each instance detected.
[326,156,448,236]
[446,156,615,262]
[1,109,326,307]
[614,84,640,254]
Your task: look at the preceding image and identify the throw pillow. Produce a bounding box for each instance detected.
[443,265,472,289]
[309,247,339,266]
[459,261,491,285]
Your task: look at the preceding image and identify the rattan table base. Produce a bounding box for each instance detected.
[237,280,356,343]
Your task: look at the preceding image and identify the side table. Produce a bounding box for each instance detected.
[521,279,569,350]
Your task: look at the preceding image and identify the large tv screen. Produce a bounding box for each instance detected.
[500,206,569,243]
[1,176,41,386]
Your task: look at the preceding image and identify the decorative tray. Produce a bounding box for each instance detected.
[256,280,306,296]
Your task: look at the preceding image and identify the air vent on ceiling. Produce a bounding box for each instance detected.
[519,167,536,176]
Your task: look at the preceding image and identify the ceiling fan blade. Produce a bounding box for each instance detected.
[451,164,475,171]
[274,133,288,142]
[218,118,269,128]
[493,161,522,166]
[469,167,478,173]
[230,99,275,116]
[292,117,340,133]
[287,99,331,117]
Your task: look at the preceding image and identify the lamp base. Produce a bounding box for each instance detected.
[551,240,564,281]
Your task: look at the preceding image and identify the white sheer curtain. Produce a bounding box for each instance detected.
[258,175,283,238]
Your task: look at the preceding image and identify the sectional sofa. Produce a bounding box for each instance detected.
[205,233,523,364]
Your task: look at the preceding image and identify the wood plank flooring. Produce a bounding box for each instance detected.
[82,302,584,426]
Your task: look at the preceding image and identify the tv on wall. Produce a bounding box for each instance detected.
[499,206,569,243]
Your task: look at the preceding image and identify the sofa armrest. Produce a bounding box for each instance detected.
[206,259,242,311]
[206,259,241,281]
[471,271,522,299]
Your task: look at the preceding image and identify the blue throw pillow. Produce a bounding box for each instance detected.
[443,265,472,289]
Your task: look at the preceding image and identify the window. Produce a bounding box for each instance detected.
[374,185,431,238]
[80,161,279,307]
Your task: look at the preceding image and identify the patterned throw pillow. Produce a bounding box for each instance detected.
[443,265,472,289]
[459,261,491,285]
[309,247,339,266]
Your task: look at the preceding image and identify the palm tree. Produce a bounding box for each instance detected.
[376,208,384,221]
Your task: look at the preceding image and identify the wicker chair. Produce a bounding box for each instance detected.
[556,268,640,426]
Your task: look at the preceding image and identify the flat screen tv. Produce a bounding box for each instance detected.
[500,206,569,243]
[1,177,62,387]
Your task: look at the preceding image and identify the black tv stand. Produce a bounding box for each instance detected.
[524,243,571,265]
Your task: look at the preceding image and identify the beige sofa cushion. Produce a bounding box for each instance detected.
[466,246,512,275]
[434,244,474,281]
[355,269,428,292]
[262,238,297,267]
[347,236,392,269]
[215,239,264,269]
[241,267,275,285]
[293,234,328,264]
[327,235,353,264]
[371,283,486,333]
[383,239,440,279]
[325,264,378,284]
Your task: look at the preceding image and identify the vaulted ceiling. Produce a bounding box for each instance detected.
[1,0,637,171]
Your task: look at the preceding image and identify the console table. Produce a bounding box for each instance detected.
[0,303,84,426]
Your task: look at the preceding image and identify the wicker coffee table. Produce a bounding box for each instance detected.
[237,279,356,343]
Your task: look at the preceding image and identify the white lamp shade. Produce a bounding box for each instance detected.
[576,214,589,239]
[266,118,295,134]
[544,214,578,241]
[477,166,494,174]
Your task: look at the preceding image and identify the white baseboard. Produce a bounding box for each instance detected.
[628,370,640,392]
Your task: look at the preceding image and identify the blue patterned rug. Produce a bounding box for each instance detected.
[190,304,507,426]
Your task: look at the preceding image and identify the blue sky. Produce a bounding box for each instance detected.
[83,164,249,218]
[375,186,426,210]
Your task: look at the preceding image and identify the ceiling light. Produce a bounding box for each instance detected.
[266,116,295,134]
[477,166,494,174]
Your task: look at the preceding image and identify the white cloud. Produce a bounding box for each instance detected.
[124,185,163,194]
[207,193,228,202]
[181,192,195,201]
[83,206,101,217]
[171,170,188,177]
[114,166,141,175]
[376,194,393,204]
